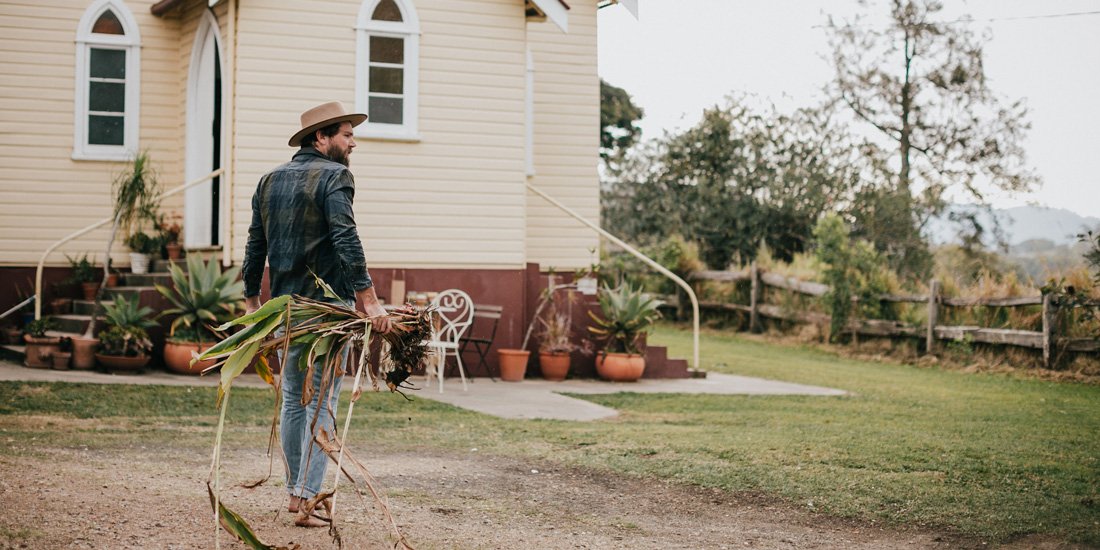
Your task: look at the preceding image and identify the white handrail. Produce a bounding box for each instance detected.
[34,168,225,319]
[525,182,701,371]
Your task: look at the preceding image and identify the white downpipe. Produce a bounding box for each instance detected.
[525,182,700,371]
[34,168,225,320]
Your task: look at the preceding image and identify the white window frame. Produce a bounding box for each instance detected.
[73,0,141,161]
[354,0,420,141]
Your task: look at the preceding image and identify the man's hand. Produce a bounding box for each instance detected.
[369,314,394,334]
[355,286,393,334]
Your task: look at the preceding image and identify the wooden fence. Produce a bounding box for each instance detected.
[679,266,1099,368]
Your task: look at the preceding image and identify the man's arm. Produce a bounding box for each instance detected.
[324,170,391,332]
[241,183,268,313]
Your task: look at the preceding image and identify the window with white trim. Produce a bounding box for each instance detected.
[355,0,420,140]
[74,0,141,160]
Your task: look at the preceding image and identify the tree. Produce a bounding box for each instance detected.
[827,0,1038,277]
[602,97,864,269]
[600,79,645,168]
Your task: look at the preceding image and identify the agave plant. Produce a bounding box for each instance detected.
[102,295,158,331]
[156,253,244,343]
[587,282,663,355]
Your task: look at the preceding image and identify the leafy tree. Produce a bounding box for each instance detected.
[827,0,1038,277]
[603,98,864,269]
[600,79,645,168]
[814,214,891,342]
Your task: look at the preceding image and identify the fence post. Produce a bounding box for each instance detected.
[1042,294,1056,369]
[926,279,940,354]
[749,263,762,333]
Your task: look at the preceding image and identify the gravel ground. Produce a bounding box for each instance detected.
[0,416,1086,550]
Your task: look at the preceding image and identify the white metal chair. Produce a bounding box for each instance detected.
[426,289,474,392]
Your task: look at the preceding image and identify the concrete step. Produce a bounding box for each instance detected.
[151,258,186,273]
[51,314,91,335]
[123,273,172,287]
[72,299,105,316]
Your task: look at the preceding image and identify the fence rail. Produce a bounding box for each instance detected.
[683,266,1098,368]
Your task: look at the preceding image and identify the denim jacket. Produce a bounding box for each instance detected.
[242,147,373,301]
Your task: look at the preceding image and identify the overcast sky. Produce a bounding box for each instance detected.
[596,0,1100,218]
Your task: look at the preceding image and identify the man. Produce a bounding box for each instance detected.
[242,101,392,528]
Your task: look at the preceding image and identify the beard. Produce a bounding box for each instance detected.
[323,142,351,167]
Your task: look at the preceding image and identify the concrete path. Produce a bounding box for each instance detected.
[0,358,846,421]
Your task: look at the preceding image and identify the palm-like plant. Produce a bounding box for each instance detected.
[587,282,663,355]
[156,254,244,343]
[103,295,158,331]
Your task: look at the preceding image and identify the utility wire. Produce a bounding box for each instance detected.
[813,9,1100,29]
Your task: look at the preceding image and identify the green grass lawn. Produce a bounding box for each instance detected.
[1,323,1097,544]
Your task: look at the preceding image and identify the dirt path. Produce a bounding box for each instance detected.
[0,435,1009,550]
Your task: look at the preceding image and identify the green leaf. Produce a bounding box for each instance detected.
[218,340,260,407]
[199,311,285,360]
[206,484,292,550]
[216,295,292,330]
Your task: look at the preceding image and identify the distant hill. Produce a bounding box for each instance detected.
[928,205,1100,247]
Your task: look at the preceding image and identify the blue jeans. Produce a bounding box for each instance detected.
[280,342,345,499]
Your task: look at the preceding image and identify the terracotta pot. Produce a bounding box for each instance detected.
[95,353,150,371]
[50,298,72,315]
[164,340,217,375]
[538,352,570,381]
[24,335,61,369]
[70,335,98,370]
[105,273,119,287]
[81,282,99,301]
[497,349,530,382]
[595,352,646,382]
[51,351,72,370]
[165,242,182,260]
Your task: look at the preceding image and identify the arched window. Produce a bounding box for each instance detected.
[74,0,141,160]
[355,0,420,140]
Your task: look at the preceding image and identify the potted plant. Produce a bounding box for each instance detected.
[156,212,183,260]
[156,253,244,374]
[52,337,73,370]
[587,282,663,382]
[125,231,162,274]
[95,295,156,371]
[22,317,60,369]
[535,287,588,381]
[66,253,100,300]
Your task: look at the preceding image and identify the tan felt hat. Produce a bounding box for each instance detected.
[288,101,367,147]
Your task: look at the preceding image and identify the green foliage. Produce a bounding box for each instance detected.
[814,215,891,341]
[97,325,152,357]
[587,282,663,354]
[600,78,645,166]
[602,98,864,269]
[125,230,163,255]
[23,317,56,338]
[64,254,98,284]
[112,151,161,242]
[102,295,158,331]
[156,254,244,343]
[827,0,1037,278]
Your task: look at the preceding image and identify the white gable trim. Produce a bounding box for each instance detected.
[529,0,568,33]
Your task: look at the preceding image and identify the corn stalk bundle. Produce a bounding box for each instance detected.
[197,277,427,549]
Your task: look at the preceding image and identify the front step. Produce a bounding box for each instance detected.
[642,346,693,379]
